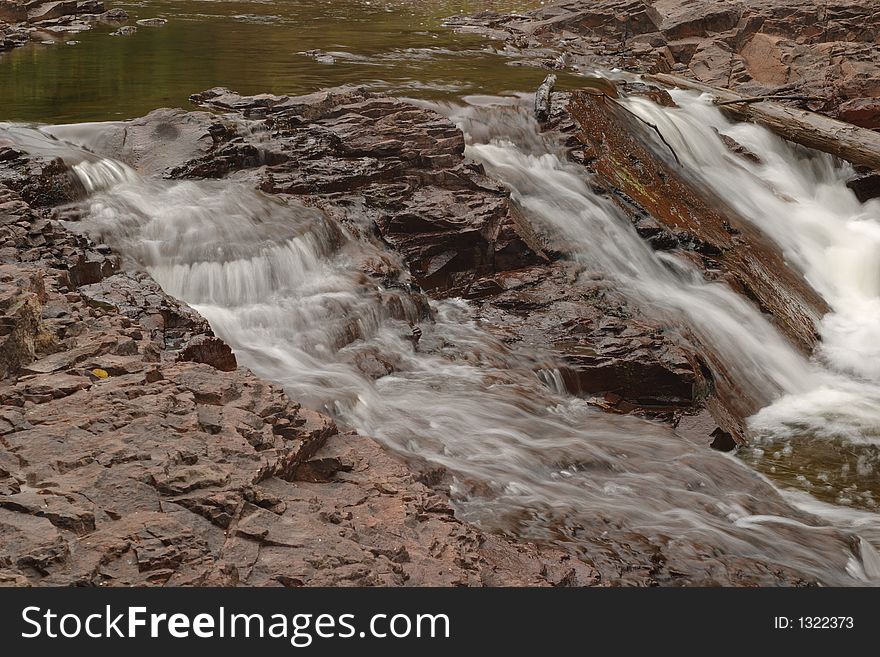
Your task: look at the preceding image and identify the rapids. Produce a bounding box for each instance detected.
[4,86,876,583]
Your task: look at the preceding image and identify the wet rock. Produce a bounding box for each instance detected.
[154,86,713,420]
[66,108,222,176]
[535,73,557,122]
[174,88,548,297]
[472,263,710,412]
[99,8,127,23]
[3,79,842,585]
[714,128,762,164]
[837,97,880,130]
[0,2,27,23]
[0,155,84,208]
[846,171,880,202]
[90,86,726,423]
[567,89,828,430]
[176,334,237,372]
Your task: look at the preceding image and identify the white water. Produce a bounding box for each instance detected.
[5,87,880,583]
[453,101,814,407]
[622,92,880,446]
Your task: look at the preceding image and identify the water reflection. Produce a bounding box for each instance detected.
[0,0,568,122]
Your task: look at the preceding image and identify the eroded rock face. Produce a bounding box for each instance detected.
[2,81,833,585]
[451,0,880,127]
[568,91,827,349]
[471,262,710,415]
[184,87,548,298]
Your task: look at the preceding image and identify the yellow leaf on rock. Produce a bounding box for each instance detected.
[91,368,109,379]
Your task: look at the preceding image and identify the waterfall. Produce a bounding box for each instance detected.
[618,92,880,445]
[4,88,877,583]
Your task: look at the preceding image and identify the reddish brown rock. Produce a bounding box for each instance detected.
[471,263,710,413]
[847,171,880,202]
[838,97,880,129]
[177,335,237,372]
[2,82,839,585]
[184,87,548,297]
[168,87,711,417]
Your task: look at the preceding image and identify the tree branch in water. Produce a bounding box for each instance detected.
[715,95,824,106]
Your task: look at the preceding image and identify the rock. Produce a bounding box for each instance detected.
[177,87,548,297]
[846,171,880,202]
[135,18,166,27]
[535,73,557,122]
[837,97,880,129]
[0,266,46,380]
[177,334,237,372]
[0,509,68,574]
[0,155,83,208]
[567,89,829,431]
[28,2,80,23]
[109,25,135,36]
[0,2,27,23]
[714,129,762,163]
[472,263,711,412]
[75,108,235,176]
[99,8,127,23]
[2,77,848,586]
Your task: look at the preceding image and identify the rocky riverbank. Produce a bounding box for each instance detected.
[0,1,132,50]
[450,0,880,128]
[450,0,880,431]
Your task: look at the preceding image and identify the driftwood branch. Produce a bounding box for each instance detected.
[714,95,824,106]
[647,73,880,171]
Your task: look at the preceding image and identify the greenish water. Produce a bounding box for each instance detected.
[0,0,561,123]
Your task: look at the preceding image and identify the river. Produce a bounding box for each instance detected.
[2,0,880,584]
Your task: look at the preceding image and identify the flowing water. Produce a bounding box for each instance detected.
[3,1,880,584]
[622,92,880,510]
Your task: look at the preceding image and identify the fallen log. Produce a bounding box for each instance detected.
[647,73,880,171]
